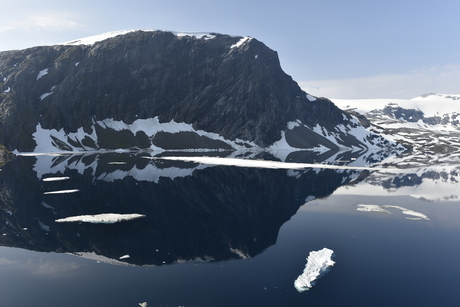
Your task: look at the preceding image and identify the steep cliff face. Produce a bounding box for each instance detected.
[0,30,401,153]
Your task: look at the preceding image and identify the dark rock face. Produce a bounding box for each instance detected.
[0,30,393,152]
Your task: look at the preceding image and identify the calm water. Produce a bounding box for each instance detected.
[1,153,460,306]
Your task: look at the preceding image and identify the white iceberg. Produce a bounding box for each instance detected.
[55,213,145,224]
[356,204,390,213]
[294,248,335,292]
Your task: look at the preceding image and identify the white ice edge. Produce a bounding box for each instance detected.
[55,213,146,224]
[294,248,335,292]
[154,156,393,171]
[43,189,79,195]
[70,252,138,267]
[42,176,70,182]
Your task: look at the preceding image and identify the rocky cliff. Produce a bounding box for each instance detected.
[0,30,401,154]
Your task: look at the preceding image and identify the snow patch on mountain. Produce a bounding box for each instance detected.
[36,68,49,80]
[60,29,217,46]
[230,36,252,49]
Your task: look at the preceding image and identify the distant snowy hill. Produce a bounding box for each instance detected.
[333,94,460,165]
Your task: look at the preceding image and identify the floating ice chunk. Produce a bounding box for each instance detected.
[357,204,429,220]
[383,205,430,220]
[42,176,70,182]
[294,248,335,292]
[139,302,148,307]
[44,189,79,195]
[119,255,130,260]
[356,204,390,213]
[3,87,10,93]
[36,68,49,80]
[55,213,145,224]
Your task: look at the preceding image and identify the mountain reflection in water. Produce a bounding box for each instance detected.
[1,151,460,306]
[0,151,365,265]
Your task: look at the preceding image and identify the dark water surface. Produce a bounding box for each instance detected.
[0,153,459,306]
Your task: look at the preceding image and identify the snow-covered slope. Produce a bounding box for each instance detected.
[60,29,217,45]
[333,94,460,165]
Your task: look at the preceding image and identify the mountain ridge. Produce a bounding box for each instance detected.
[333,93,460,165]
[0,29,402,156]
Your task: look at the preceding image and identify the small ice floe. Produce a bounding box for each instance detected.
[108,162,127,165]
[139,302,148,307]
[42,176,70,182]
[383,205,430,220]
[5,210,12,216]
[356,204,390,214]
[356,204,429,220]
[55,213,145,224]
[294,248,335,292]
[119,255,130,260]
[43,189,80,195]
[3,87,10,93]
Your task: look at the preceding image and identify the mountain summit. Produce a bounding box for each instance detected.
[0,30,401,155]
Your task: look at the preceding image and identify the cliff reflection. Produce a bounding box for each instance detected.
[0,152,365,265]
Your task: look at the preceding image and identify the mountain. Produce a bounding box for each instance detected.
[0,29,401,156]
[333,94,460,165]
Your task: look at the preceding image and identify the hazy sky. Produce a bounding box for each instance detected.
[1,0,458,99]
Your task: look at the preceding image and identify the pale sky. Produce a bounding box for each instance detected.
[1,0,459,99]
